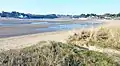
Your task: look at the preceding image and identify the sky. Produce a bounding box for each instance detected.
[0,0,120,15]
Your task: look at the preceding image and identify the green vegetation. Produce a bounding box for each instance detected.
[67,27,120,50]
[0,41,118,66]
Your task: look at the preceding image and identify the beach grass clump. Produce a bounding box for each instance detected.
[67,27,120,50]
[0,41,118,66]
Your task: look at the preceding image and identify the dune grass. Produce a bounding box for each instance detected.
[67,27,120,50]
[0,41,118,66]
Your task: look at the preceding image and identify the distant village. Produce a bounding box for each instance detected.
[0,11,120,20]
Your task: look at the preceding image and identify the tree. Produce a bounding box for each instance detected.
[80,14,86,18]
[117,13,120,17]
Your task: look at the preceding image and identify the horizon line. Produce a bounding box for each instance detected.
[0,10,120,15]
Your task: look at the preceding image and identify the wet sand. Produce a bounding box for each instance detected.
[0,19,62,38]
[0,19,100,38]
[0,24,51,38]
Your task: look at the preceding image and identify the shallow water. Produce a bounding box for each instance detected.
[0,22,61,26]
[0,21,102,38]
[0,21,102,31]
[36,22,102,31]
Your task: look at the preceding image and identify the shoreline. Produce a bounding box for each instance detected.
[0,19,102,38]
[0,19,117,52]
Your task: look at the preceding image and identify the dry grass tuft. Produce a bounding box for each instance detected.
[67,27,120,50]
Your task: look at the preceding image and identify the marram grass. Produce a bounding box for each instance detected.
[0,41,118,66]
[67,27,120,50]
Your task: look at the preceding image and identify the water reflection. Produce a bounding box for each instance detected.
[0,21,102,32]
[0,22,61,26]
[36,22,102,31]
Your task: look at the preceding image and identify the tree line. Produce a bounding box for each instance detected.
[0,11,58,19]
[0,11,120,19]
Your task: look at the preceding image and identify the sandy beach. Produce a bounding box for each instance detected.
[0,19,119,52]
[99,20,120,27]
[0,30,70,52]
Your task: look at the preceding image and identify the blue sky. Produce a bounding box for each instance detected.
[0,0,120,15]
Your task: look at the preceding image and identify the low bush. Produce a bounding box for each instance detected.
[0,41,118,66]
